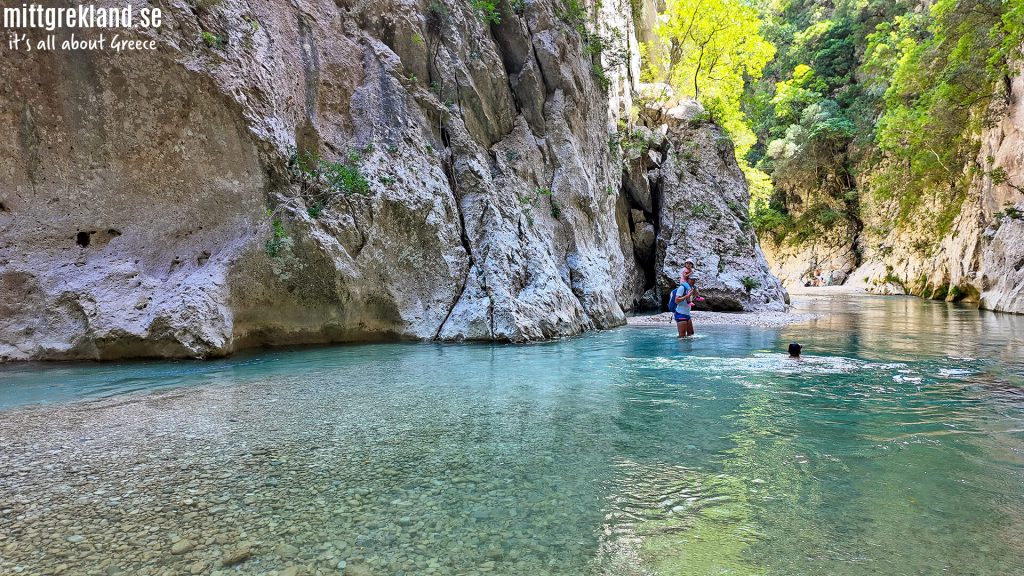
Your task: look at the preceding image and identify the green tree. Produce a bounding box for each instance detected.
[869,0,1016,224]
[770,64,820,125]
[650,0,776,158]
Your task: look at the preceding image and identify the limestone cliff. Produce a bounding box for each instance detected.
[762,73,1024,314]
[0,0,786,361]
[854,74,1024,313]
[622,98,789,311]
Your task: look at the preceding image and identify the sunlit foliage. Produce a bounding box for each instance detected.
[743,0,1022,244]
[649,0,776,159]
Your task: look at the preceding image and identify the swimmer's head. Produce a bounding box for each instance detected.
[788,342,802,357]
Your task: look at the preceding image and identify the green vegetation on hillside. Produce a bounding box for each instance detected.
[642,0,1023,249]
[750,0,1022,245]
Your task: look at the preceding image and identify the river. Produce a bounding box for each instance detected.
[1,294,1022,575]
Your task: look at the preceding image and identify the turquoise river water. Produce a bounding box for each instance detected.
[1,294,1023,576]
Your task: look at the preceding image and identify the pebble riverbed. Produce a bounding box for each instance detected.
[0,308,818,576]
[0,376,646,576]
[7,294,1023,576]
[626,310,824,328]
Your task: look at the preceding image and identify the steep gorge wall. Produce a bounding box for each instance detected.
[762,73,1024,314]
[856,74,1024,312]
[0,0,785,361]
[621,100,788,311]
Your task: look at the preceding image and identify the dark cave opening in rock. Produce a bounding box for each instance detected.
[620,180,661,312]
[647,164,664,290]
[620,133,675,313]
[76,231,91,248]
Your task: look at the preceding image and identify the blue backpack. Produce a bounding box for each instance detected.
[667,288,678,313]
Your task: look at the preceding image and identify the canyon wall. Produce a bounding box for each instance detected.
[762,73,1024,314]
[855,74,1024,313]
[0,0,786,361]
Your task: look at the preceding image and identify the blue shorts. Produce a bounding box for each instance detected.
[674,313,691,322]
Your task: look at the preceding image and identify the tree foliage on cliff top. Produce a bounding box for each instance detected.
[636,0,1022,248]
[644,0,778,227]
[743,0,1022,245]
[649,0,776,160]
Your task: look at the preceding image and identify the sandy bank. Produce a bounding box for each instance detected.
[627,309,826,328]
[784,284,867,296]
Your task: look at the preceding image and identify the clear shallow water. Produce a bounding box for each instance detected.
[1,294,1023,575]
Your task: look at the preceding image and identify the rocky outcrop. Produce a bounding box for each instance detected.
[760,221,860,288]
[762,73,1024,314]
[0,0,786,361]
[850,74,1024,312]
[896,73,1024,313]
[622,99,788,311]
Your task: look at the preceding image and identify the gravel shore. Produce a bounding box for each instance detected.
[627,309,826,328]
[0,379,632,576]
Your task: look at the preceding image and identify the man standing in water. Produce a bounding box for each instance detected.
[673,277,694,338]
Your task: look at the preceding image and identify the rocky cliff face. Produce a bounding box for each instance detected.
[760,221,860,288]
[622,99,789,311]
[0,0,786,361]
[762,73,1024,314]
[856,74,1024,313]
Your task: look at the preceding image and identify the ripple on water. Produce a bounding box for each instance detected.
[2,297,1024,575]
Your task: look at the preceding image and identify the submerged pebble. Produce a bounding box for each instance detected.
[2,305,1022,576]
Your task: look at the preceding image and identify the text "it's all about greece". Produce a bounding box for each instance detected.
[4,3,163,52]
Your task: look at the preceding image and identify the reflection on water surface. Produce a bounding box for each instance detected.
[1,294,1023,575]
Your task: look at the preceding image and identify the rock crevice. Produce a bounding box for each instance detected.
[0,0,787,361]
